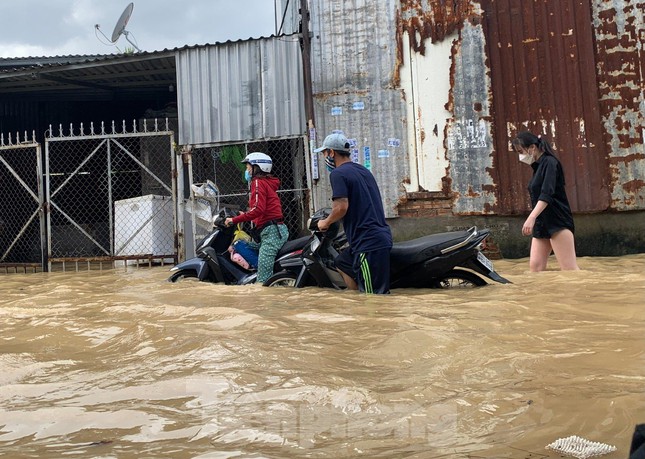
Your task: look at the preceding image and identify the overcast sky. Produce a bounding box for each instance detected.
[0,1,279,58]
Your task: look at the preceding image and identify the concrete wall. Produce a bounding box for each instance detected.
[390,211,645,259]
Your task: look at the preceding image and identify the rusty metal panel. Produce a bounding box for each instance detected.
[481,0,611,214]
[176,37,305,145]
[591,0,645,210]
[397,1,500,215]
[445,17,499,215]
[399,32,453,195]
[398,0,479,53]
[309,0,408,217]
[395,0,478,203]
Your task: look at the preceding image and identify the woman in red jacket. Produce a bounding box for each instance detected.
[224,152,288,284]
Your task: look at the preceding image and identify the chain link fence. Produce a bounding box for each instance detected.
[189,136,311,242]
[0,135,44,272]
[2,125,311,273]
[45,121,176,271]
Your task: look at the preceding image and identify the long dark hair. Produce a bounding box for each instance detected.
[512,131,557,157]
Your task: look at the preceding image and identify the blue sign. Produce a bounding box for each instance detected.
[363,146,371,170]
[352,101,365,111]
[331,107,343,116]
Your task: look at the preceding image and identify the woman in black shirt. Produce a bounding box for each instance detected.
[512,131,579,272]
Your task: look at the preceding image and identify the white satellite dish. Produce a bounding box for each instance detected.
[95,3,141,52]
[111,3,135,43]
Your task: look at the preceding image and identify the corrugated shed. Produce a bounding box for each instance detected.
[591,0,645,210]
[309,0,408,217]
[176,35,305,145]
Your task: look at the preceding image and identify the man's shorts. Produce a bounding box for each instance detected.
[335,247,391,294]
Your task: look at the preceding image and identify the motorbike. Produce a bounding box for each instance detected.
[168,208,310,285]
[263,209,511,289]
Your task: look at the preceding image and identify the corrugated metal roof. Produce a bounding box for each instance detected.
[0,35,286,70]
[176,35,305,145]
[0,36,287,98]
[0,51,176,97]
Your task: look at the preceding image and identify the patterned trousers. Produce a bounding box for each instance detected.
[247,223,289,284]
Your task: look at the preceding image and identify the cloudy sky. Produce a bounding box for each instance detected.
[0,0,279,58]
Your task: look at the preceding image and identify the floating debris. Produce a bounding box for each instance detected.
[546,435,617,459]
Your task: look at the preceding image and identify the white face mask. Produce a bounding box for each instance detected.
[518,153,534,165]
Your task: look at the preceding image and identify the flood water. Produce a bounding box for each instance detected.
[1,254,643,458]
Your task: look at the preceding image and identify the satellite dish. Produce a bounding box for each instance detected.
[111,3,134,43]
[98,2,141,52]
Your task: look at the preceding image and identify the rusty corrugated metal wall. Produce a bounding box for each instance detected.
[398,1,497,216]
[309,0,642,217]
[396,0,642,216]
[591,0,645,210]
[481,0,611,214]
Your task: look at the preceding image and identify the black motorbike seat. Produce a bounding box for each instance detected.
[389,230,472,267]
[277,235,310,256]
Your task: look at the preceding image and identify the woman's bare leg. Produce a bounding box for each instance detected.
[529,238,552,272]
[550,229,579,270]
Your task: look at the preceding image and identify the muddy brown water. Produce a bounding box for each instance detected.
[1,255,643,458]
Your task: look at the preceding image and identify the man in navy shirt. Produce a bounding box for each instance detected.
[315,133,393,294]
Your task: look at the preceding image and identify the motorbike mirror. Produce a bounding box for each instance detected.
[213,214,226,228]
[213,208,231,228]
[308,208,331,231]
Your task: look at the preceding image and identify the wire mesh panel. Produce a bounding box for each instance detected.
[0,134,44,272]
[45,121,175,271]
[189,136,310,243]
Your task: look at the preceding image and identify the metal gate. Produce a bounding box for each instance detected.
[45,120,176,271]
[0,132,45,273]
[186,136,311,254]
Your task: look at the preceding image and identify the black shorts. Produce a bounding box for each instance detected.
[335,247,391,294]
[532,219,574,239]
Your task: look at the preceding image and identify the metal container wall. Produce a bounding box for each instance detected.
[445,18,498,215]
[310,0,643,217]
[176,36,305,146]
[481,0,612,214]
[398,0,643,215]
[309,0,408,217]
[591,0,645,210]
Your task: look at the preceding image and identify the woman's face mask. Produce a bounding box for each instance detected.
[517,145,535,165]
[244,170,252,183]
[324,151,336,172]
